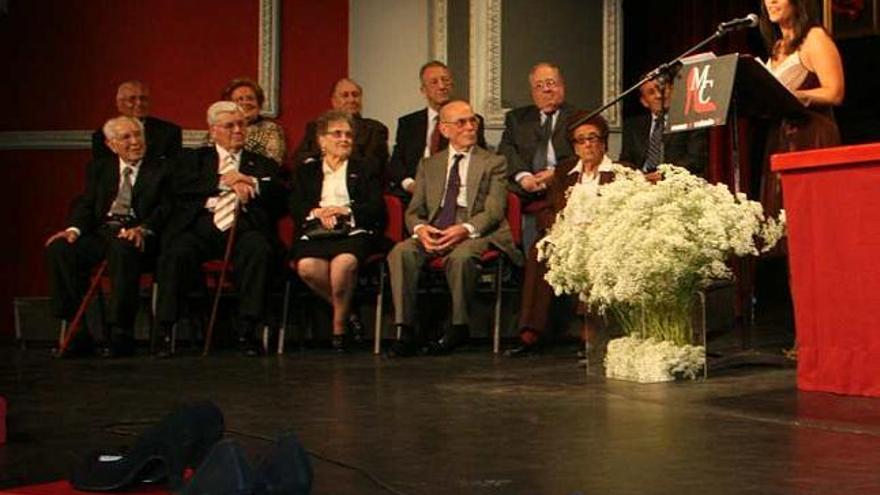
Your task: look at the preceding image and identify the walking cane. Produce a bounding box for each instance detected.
[203,203,240,356]
[57,259,109,357]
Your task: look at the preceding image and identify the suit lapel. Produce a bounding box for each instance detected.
[426,150,449,218]
[466,148,484,213]
[346,161,361,203]
[101,159,120,215]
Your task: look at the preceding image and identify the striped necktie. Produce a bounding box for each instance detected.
[643,113,665,172]
[213,154,238,232]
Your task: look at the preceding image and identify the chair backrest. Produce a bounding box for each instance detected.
[383,193,405,243]
[506,192,522,247]
[278,215,296,251]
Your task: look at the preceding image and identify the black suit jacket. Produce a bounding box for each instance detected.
[498,103,577,189]
[289,159,385,235]
[164,147,287,242]
[92,116,183,162]
[68,156,170,235]
[618,113,708,175]
[292,115,389,178]
[387,108,488,191]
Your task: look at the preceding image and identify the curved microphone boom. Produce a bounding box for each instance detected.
[717,13,759,33]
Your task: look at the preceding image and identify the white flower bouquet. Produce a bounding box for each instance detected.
[537,164,785,381]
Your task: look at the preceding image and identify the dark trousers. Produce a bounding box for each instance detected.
[517,244,555,334]
[46,226,151,336]
[155,213,273,331]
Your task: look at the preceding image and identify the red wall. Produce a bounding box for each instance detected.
[0,0,349,337]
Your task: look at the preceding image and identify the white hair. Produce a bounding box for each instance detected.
[102,115,144,140]
[206,101,243,125]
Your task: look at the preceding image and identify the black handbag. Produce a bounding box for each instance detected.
[301,215,351,240]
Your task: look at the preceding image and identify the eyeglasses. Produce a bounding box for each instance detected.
[532,79,559,91]
[573,134,603,145]
[442,116,479,128]
[324,129,354,139]
[214,120,247,131]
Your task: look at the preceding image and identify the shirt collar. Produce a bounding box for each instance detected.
[118,157,141,170]
[427,107,439,124]
[568,155,614,176]
[322,159,349,175]
[215,144,242,165]
[447,144,473,160]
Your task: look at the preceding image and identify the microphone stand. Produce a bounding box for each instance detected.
[570,24,740,131]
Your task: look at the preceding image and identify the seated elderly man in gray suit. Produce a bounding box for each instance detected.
[387,100,523,357]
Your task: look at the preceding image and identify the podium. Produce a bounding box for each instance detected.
[772,143,880,397]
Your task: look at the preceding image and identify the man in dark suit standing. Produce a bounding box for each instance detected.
[387,100,523,357]
[91,80,182,162]
[155,101,287,357]
[618,76,707,177]
[388,61,487,198]
[498,62,576,250]
[292,78,389,175]
[46,116,170,357]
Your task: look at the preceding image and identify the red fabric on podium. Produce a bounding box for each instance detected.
[0,481,170,494]
[772,143,880,397]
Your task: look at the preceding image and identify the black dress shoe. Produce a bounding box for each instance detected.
[504,342,539,358]
[387,339,419,358]
[54,331,96,358]
[102,332,136,358]
[424,326,469,356]
[71,401,224,492]
[239,336,264,357]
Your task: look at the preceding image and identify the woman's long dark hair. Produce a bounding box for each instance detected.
[759,0,820,57]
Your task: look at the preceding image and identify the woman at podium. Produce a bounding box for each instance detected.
[758,0,844,215]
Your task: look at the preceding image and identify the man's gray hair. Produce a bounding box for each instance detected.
[102,115,144,140]
[206,101,243,125]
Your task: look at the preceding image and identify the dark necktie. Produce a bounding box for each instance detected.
[109,166,134,216]
[429,115,442,155]
[644,113,665,172]
[532,111,555,172]
[433,153,465,229]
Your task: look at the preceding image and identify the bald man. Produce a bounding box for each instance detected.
[91,80,182,162]
[292,77,389,177]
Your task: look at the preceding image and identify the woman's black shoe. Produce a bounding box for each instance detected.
[331,334,348,353]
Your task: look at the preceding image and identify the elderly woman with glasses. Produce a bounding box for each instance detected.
[289,110,385,352]
[506,112,615,360]
[221,78,287,166]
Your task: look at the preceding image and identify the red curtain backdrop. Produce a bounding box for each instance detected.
[0,0,349,337]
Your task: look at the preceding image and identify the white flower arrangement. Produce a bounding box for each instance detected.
[604,336,706,383]
[537,164,785,381]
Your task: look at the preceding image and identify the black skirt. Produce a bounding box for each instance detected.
[289,232,375,264]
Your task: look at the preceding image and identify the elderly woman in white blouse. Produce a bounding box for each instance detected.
[289,110,385,351]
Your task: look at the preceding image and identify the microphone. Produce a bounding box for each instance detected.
[717,13,759,32]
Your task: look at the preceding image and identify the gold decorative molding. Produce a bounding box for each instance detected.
[430,0,448,62]
[0,0,280,150]
[433,0,623,130]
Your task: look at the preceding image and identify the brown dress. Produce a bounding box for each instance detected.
[761,50,840,216]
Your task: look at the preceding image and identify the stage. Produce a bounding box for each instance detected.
[2,323,880,495]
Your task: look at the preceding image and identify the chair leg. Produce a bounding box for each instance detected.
[59,320,67,349]
[171,323,178,356]
[493,261,503,354]
[262,325,270,354]
[373,263,386,355]
[278,280,291,355]
[149,283,159,354]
